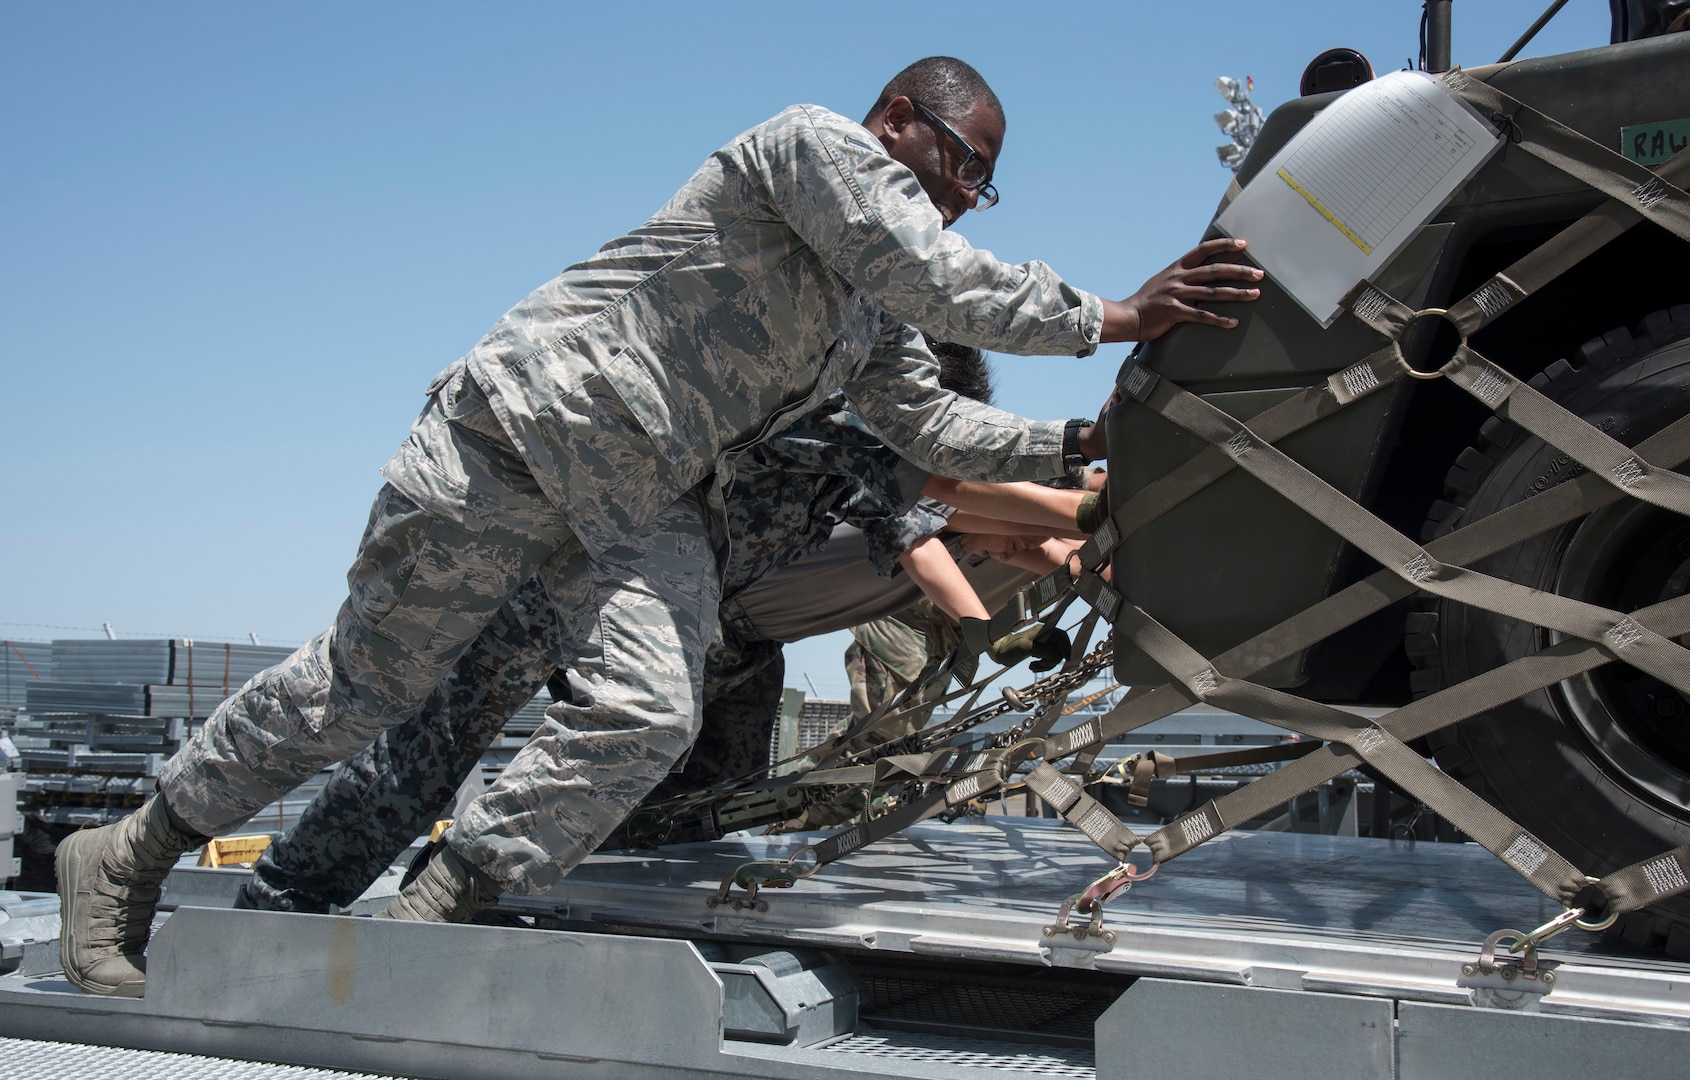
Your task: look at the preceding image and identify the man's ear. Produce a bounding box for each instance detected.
[877,95,916,144]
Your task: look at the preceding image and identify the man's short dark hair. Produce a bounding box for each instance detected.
[924,334,995,406]
[866,56,1004,127]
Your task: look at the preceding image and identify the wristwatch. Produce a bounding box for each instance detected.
[1062,418,1094,467]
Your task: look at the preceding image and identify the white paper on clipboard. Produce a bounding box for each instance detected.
[1216,70,1502,327]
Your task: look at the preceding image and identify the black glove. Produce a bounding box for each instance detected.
[1025,622,1073,672]
[962,618,1071,671]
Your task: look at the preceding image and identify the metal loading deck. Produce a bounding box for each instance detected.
[4,819,1690,1078]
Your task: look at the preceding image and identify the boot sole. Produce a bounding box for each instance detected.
[55,829,146,998]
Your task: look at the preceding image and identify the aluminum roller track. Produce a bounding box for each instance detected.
[4,820,1689,1078]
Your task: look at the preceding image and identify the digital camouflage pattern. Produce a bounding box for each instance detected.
[844,602,966,753]
[451,103,1099,560]
[716,399,930,596]
[161,384,580,838]
[159,101,1097,897]
[243,399,950,907]
[245,577,562,912]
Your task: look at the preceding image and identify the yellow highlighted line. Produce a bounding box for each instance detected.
[1277,167,1372,255]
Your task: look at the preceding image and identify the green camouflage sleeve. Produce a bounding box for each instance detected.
[745,105,1105,358]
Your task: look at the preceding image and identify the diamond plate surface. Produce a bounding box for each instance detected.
[826,1028,1095,1077]
[0,1037,392,1079]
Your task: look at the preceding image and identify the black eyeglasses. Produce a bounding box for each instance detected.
[912,101,999,211]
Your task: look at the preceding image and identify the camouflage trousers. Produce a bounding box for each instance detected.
[161,366,720,895]
[246,577,562,911]
[244,611,783,912]
[842,603,965,754]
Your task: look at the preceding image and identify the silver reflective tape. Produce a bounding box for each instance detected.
[948,775,983,804]
[1191,668,1219,696]
[1642,855,1689,896]
[1094,587,1120,621]
[1404,552,1437,583]
[1034,574,1061,606]
[1352,286,1391,324]
[834,825,866,855]
[1076,804,1120,848]
[1067,719,1099,751]
[1469,280,1517,320]
[1633,177,1669,212]
[1123,365,1154,401]
[1468,364,1512,407]
[1092,518,1120,554]
[1607,617,1643,651]
[1039,771,1079,812]
[1613,457,1645,488]
[1339,362,1380,399]
[1502,834,1550,876]
[1179,813,1216,847]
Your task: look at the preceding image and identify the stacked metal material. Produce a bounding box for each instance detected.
[0,641,52,716]
[11,640,295,840]
[49,639,296,699]
[5,638,559,853]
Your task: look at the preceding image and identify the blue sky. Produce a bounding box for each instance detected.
[1,1,1608,697]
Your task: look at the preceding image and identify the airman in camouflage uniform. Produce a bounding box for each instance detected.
[846,603,957,741]
[241,394,952,911]
[60,54,1259,993]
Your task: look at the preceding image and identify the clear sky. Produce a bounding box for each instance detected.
[1,1,1609,698]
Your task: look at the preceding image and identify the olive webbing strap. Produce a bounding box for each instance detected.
[1443,69,1690,248]
[804,752,1011,867]
[1009,343,1404,647]
[1117,743,1319,808]
[1066,684,1152,777]
[1023,762,1141,862]
[799,647,962,773]
[1074,143,1690,611]
[1085,575,1590,902]
[1035,409,1690,770]
[1601,844,1690,915]
[806,793,949,867]
[1442,147,1690,338]
[1130,368,1690,696]
[1146,742,1319,775]
[1021,608,1105,743]
[1152,592,1690,907]
[1109,346,1405,545]
[1441,344,1690,518]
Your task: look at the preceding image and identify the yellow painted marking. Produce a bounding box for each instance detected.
[1277,167,1372,254]
[197,834,273,868]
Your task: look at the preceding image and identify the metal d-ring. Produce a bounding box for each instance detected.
[1574,876,1620,931]
[1400,308,1471,380]
[787,844,823,880]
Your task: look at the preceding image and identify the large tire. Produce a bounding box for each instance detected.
[1415,305,1690,956]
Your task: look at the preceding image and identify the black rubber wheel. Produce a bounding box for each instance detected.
[1412,305,1690,957]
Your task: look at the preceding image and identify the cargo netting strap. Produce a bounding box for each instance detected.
[1441,68,1690,250]
[1020,98,1690,916]
[693,74,1690,925]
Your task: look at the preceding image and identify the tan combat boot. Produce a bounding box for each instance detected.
[375,843,501,922]
[56,796,205,997]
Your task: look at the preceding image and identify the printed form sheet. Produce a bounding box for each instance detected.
[1217,70,1501,327]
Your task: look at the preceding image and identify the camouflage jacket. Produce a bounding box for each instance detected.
[722,399,935,598]
[390,104,1102,557]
